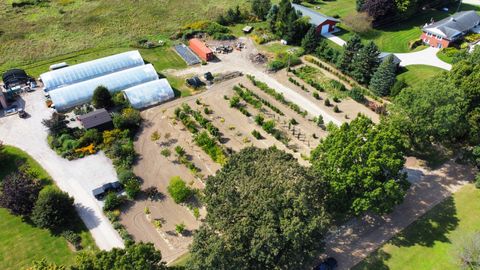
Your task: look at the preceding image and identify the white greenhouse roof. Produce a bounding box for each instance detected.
[123,79,175,109]
[40,51,144,91]
[50,64,158,111]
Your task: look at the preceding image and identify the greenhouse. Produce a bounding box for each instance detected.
[40,50,144,91]
[49,64,158,111]
[123,79,175,109]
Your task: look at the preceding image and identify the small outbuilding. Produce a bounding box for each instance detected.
[78,109,113,131]
[242,26,253,34]
[292,4,340,34]
[189,38,214,61]
[2,69,30,90]
[186,76,203,88]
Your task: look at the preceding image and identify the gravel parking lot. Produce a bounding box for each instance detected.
[0,89,123,250]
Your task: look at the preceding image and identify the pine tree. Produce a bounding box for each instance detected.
[338,34,363,73]
[369,54,397,96]
[252,0,272,20]
[267,5,279,33]
[351,41,381,84]
[301,25,319,54]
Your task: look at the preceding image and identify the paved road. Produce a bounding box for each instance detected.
[322,31,452,70]
[175,38,342,126]
[0,90,124,250]
[324,158,475,269]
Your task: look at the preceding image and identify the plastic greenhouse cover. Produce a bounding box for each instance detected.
[50,64,158,111]
[40,51,144,91]
[123,78,175,109]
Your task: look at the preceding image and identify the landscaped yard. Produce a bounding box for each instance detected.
[396,65,444,86]
[0,146,96,270]
[303,0,480,52]
[353,184,480,270]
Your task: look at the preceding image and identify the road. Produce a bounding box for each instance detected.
[0,90,124,251]
[174,38,342,126]
[324,157,475,269]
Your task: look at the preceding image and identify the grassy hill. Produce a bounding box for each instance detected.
[0,0,247,71]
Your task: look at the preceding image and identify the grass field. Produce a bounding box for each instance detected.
[0,0,247,72]
[354,184,480,270]
[396,65,444,86]
[0,146,96,270]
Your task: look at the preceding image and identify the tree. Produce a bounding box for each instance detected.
[363,0,396,20]
[72,243,167,270]
[167,176,192,204]
[0,171,41,216]
[369,54,397,96]
[388,77,468,150]
[252,0,271,20]
[356,0,365,11]
[351,41,381,84]
[267,4,279,33]
[42,112,67,136]
[125,178,141,199]
[103,193,125,211]
[310,115,409,215]
[92,86,113,109]
[338,34,363,73]
[31,187,75,230]
[455,232,480,269]
[113,107,142,134]
[190,147,329,269]
[301,25,319,54]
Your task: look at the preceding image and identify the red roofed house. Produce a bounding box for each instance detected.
[189,38,214,61]
[292,4,340,34]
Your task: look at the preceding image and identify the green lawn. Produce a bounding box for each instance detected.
[0,146,96,269]
[354,184,480,270]
[396,65,444,86]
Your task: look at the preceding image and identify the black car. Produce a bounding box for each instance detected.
[92,181,123,200]
[314,257,338,270]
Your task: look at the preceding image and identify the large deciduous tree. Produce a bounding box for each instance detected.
[0,172,41,216]
[363,0,396,20]
[369,54,397,96]
[72,243,167,270]
[31,187,76,230]
[190,147,330,269]
[310,115,409,215]
[252,0,272,20]
[92,85,113,109]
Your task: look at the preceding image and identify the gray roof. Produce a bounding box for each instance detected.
[292,4,340,26]
[423,11,480,40]
[78,109,112,129]
[379,52,401,65]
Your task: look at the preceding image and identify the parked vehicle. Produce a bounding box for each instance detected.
[92,181,123,200]
[314,257,338,270]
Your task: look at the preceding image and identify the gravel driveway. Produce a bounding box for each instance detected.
[0,90,123,250]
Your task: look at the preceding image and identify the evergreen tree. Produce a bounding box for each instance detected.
[267,5,279,33]
[356,0,365,11]
[252,0,272,20]
[301,25,319,54]
[338,34,363,73]
[369,54,397,96]
[92,85,113,109]
[351,41,381,84]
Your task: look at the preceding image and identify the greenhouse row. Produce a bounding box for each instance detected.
[41,51,144,92]
[42,51,175,111]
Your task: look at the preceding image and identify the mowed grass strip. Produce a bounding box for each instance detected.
[396,65,444,86]
[0,146,96,269]
[353,184,480,270]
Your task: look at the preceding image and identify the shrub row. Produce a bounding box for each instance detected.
[288,77,309,92]
[247,75,307,117]
[238,84,285,116]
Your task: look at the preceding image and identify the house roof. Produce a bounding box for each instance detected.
[78,109,112,129]
[423,11,480,40]
[379,52,401,65]
[292,4,340,26]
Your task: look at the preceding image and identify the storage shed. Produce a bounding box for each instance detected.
[189,38,214,61]
[78,109,113,131]
[49,64,158,111]
[40,51,144,91]
[123,79,175,109]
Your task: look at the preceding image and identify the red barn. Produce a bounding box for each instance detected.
[189,38,214,61]
[292,4,340,34]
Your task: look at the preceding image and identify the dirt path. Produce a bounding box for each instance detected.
[324,157,476,269]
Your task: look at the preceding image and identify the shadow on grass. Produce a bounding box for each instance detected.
[354,196,459,269]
